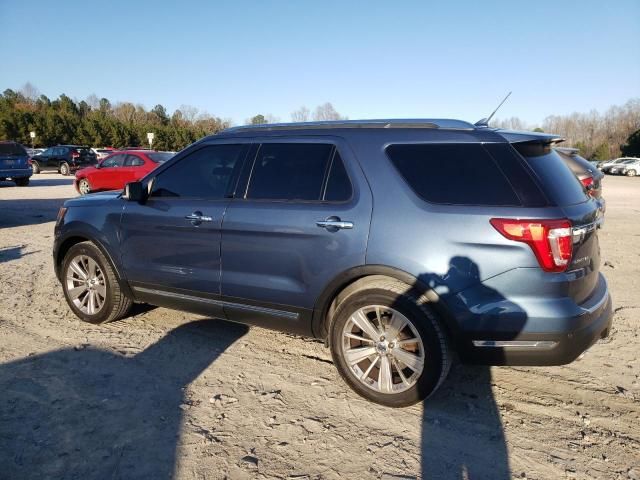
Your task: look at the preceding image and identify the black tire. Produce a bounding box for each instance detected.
[61,241,133,324]
[31,161,40,174]
[15,177,30,187]
[60,162,70,176]
[329,277,451,407]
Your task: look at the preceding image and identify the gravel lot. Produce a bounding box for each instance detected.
[0,173,638,479]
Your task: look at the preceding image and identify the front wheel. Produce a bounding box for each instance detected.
[60,162,70,176]
[330,278,451,407]
[61,242,132,324]
[31,161,40,174]
[627,170,637,177]
[78,178,91,195]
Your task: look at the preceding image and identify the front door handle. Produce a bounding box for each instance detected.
[316,217,354,231]
[185,212,213,225]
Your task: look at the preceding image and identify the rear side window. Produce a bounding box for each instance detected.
[386,143,521,206]
[151,144,246,199]
[513,144,588,206]
[124,155,145,166]
[247,143,333,201]
[0,143,26,156]
[323,152,352,202]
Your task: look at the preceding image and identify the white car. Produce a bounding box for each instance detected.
[600,157,638,174]
[610,159,640,176]
[91,148,116,161]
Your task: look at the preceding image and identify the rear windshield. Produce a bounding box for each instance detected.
[387,143,524,206]
[147,152,174,163]
[513,144,588,206]
[0,143,27,156]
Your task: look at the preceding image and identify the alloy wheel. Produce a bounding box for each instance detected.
[65,255,107,315]
[341,305,425,394]
[79,179,91,195]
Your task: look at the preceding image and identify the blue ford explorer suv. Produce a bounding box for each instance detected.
[0,141,32,186]
[53,119,612,407]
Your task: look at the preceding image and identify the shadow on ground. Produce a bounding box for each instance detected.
[0,319,248,479]
[0,198,69,228]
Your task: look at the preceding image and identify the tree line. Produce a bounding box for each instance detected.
[1,83,638,158]
[493,98,640,159]
[0,84,230,151]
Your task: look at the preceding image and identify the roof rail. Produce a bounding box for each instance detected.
[221,118,476,134]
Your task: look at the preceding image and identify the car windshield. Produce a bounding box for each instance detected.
[147,152,174,163]
[0,143,26,156]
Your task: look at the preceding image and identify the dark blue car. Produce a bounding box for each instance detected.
[53,119,612,406]
[0,141,32,186]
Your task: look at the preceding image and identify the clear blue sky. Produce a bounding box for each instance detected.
[1,0,638,125]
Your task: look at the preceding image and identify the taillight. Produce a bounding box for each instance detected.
[581,176,595,196]
[490,218,573,272]
[71,151,80,159]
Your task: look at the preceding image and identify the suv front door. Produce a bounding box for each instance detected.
[220,139,372,335]
[119,143,249,317]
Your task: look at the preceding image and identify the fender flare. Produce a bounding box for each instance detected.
[311,264,458,339]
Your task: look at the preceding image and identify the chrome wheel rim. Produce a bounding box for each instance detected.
[79,179,90,194]
[65,255,106,315]
[341,305,425,394]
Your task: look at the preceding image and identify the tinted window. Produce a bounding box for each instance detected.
[513,144,588,206]
[41,148,54,156]
[151,144,246,199]
[323,152,352,201]
[147,152,173,163]
[247,143,333,201]
[101,154,126,168]
[387,143,520,206]
[124,155,145,167]
[0,143,26,156]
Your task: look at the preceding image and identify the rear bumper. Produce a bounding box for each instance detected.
[454,273,613,366]
[0,168,32,179]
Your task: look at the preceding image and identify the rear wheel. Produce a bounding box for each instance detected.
[61,242,132,324]
[627,169,637,177]
[329,278,451,407]
[60,162,70,176]
[15,177,30,187]
[78,178,91,195]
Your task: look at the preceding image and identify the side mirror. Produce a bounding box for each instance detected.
[124,181,146,203]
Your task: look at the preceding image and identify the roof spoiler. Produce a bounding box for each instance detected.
[494,129,565,145]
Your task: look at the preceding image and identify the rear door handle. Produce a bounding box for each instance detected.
[185,212,213,225]
[316,217,353,230]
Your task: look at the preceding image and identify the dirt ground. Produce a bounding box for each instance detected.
[0,173,638,480]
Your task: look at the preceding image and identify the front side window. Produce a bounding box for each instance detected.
[101,154,125,168]
[246,143,333,201]
[151,144,246,199]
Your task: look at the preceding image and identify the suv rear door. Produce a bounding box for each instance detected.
[220,139,372,335]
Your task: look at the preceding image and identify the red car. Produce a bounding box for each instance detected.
[74,150,173,195]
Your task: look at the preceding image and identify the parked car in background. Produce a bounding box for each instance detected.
[600,157,638,174]
[555,147,604,199]
[0,141,32,186]
[26,147,45,157]
[91,147,116,161]
[609,159,640,176]
[74,150,174,194]
[54,119,612,407]
[31,145,97,175]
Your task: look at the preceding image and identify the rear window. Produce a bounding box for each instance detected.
[386,143,521,206]
[147,152,174,163]
[0,143,27,156]
[513,144,588,206]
